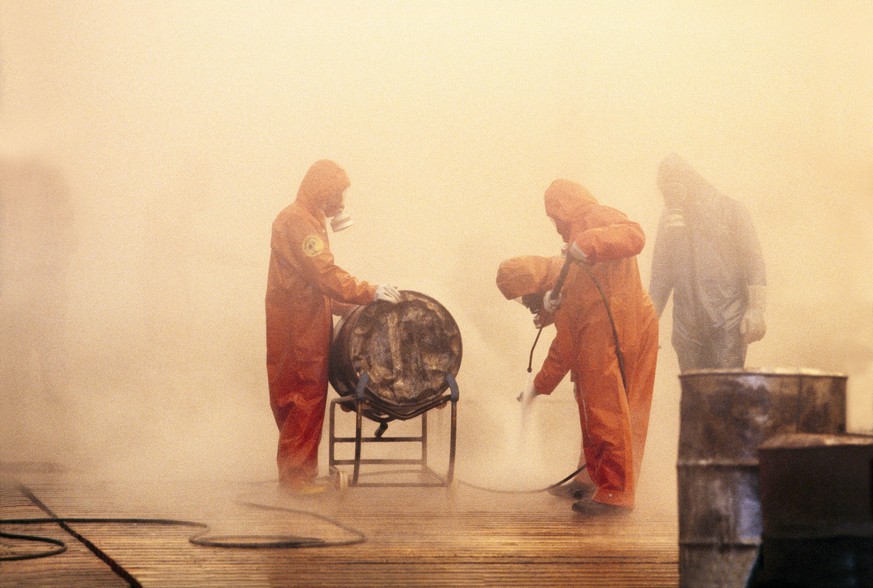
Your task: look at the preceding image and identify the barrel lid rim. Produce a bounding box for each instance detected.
[759,431,873,449]
[359,289,461,329]
[679,367,848,379]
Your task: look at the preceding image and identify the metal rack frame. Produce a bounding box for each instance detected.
[328,372,459,488]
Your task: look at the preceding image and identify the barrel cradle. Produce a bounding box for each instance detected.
[327,290,462,488]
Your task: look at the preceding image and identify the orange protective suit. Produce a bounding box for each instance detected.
[265,160,377,489]
[499,180,658,508]
[496,254,586,465]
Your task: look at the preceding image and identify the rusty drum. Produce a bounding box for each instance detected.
[328,290,462,409]
[677,368,847,588]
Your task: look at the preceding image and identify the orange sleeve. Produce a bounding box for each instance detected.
[279,214,377,305]
[309,247,377,304]
[572,206,645,264]
[533,312,574,395]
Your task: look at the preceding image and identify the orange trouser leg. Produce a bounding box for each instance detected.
[576,364,636,507]
[274,386,328,488]
[574,437,589,485]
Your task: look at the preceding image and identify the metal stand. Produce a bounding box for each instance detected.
[329,372,459,488]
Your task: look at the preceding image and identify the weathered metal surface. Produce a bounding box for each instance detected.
[749,536,873,587]
[750,432,873,586]
[676,368,847,588]
[758,432,873,538]
[329,291,462,408]
[2,469,679,587]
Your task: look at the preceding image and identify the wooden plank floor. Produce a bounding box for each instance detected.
[1,466,679,587]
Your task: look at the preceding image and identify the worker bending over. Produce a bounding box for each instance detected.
[497,179,658,516]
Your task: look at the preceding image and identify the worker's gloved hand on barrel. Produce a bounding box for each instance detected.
[543,289,561,313]
[516,376,537,406]
[374,284,402,303]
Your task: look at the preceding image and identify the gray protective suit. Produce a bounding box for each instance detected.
[649,154,766,370]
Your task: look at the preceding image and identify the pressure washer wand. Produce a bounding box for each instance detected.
[526,254,573,375]
[549,253,573,306]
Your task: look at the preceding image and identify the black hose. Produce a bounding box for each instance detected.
[0,529,67,561]
[456,464,587,495]
[527,326,544,373]
[574,260,628,393]
[0,483,366,563]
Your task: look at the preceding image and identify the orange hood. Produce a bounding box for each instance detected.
[295,159,350,216]
[496,255,565,300]
[544,179,598,242]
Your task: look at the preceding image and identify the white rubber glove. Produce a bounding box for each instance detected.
[567,242,589,264]
[741,285,767,344]
[533,312,554,329]
[543,289,561,313]
[374,284,402,304]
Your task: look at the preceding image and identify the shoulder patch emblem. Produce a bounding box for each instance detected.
[302,234,324,257]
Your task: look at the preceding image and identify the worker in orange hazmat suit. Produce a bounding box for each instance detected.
[498,179,658,516]
[266,159,401,493]
[496,254,595,501]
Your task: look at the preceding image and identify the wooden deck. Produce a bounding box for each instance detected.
[1,465,679,587]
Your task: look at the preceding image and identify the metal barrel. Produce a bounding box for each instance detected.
[676,368,847,588]
[749,432,873,587]
[329,290,462,409]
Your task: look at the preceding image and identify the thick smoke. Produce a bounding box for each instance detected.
[1,2,871,510]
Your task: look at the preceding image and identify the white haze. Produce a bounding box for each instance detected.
[1,2,872,511]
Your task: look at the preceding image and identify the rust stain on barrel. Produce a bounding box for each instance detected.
[329,291,462,407]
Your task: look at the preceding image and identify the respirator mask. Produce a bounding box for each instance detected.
[515,293,544,315]
[325,188,354,232]
[663,182,687,229]
[330,208,353,232]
